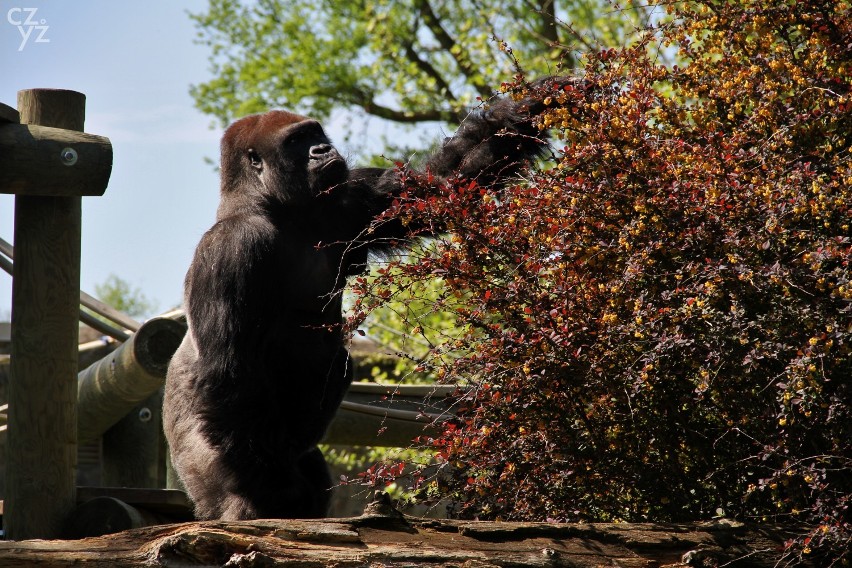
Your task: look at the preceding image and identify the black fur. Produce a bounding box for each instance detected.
[163,80,561,520]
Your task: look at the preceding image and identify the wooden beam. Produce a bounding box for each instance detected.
[5,88,88,540]
[0,123,112,197]
[102,390,168,489]
[74,486,192,516]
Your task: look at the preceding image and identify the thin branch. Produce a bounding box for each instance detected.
[415,0,493,98]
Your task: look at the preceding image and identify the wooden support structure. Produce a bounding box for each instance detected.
[0,124,111,197]
[77,317,185,443]
[2,89,112,540]
[101,391,168,489]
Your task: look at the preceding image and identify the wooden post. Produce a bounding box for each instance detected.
[5,89,86,540]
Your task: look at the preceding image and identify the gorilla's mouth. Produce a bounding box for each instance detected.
[311,155,348,192]
[320,155,346,172]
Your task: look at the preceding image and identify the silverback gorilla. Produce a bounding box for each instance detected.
[164,79,564,520]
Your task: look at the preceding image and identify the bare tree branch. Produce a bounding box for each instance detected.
[415,0,493,98]
[402,41,458,103]
[342,87,459,124]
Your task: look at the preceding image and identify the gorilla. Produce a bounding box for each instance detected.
[164,79,563,520]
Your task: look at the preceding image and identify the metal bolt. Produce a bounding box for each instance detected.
[60,147,78,166]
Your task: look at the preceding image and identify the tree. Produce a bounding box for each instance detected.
[351,0,851,564]
[189,0,651,137]
[93,274,158,319]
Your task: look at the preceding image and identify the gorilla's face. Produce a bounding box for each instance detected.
[220,110,348,203]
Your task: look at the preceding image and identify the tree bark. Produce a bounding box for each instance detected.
[0,512,803,567]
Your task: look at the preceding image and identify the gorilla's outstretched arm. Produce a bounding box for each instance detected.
[335,77,565,253]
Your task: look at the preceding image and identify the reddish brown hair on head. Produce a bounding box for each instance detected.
[219,110,311,193]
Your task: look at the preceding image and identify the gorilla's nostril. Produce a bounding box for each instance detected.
[309,144,332,158]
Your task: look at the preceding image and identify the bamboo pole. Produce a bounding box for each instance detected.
[5,89,86,540]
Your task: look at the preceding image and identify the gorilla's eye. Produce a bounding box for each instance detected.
[247,149,262,170]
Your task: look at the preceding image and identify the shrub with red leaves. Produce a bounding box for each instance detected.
[349,0,851,564]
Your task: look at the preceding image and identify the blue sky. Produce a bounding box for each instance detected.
[0,1,405,320]
[1,1,222,318]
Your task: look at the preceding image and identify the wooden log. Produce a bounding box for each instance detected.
[5,88,87,540]
[63,488,193,539]
[0,510,807,567]
[0,123,112,197]
[77,318,186,443]
[74,487,192,518]
[77,338,119,371]
[63,497,171,540]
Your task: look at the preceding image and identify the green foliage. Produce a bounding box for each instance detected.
[323,444,434,506]
[189,0,651,139]
[351,250,467,384]
[93,274,158,319]
[351,0,851,564]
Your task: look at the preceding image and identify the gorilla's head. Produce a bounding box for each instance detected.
[219,110,348,208]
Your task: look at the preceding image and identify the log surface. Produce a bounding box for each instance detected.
[0,515,799,567]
